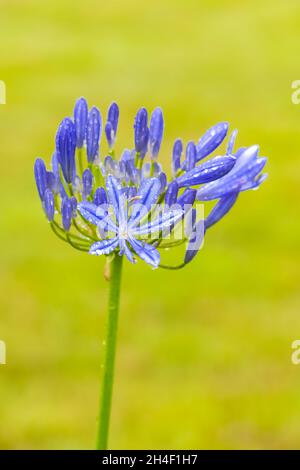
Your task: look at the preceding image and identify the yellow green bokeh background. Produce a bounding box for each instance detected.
[0,0,300,449]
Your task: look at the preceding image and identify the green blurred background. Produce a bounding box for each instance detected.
[0,0,300,449]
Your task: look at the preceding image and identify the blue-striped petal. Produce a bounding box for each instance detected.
[106,175,125,225]
[89,237,119,256]
[239,173,268,191]
[128,236,160,268]
[78,201,117,232]
[197,156,267,201]
[184,220,205,264]
[129,177,161,227]
[231,145,259,174]
[119,239,135,264]
[205,192,239,229]
[133,208,183,235]
[226,129,237,155]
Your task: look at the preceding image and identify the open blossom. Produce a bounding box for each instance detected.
[34,98,267,269]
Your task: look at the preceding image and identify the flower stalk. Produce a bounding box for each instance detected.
[96,254,123,450]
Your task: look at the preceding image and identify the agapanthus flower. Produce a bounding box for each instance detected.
[33,98,268,450]
[34,99,267,270]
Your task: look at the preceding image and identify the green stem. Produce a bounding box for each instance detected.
[96,254,123,450]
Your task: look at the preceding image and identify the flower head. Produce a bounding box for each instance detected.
[34,99,267,269]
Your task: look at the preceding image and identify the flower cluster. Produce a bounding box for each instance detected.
[34,98,267,269]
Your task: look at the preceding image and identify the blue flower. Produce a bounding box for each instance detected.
[34,98,267,269]
[78,176,183,268]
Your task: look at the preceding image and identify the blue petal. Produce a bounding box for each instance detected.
[231,145,259,174]
[197,122,228,161]
[197,156,267,201]
[128,236,160,268]
[176,188,197,207]
[133,208,183,235]
[226,129,238,155]
[89,238,119,256]
[205,192,239,229]
[78,201,117,232]
[129,177,161,227]
[184,220,205,264]
[240,173,268,191]
[119,239,135,264]
[106,175,126,225]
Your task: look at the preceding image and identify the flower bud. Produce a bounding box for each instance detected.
[86,106,101,163]
[105,102,119,148]
[94,187,107,206]
[197,122,228,161]
[172,139,183,175]
[134,107,149,157]
[56,118,76,183]
[149,107,164,158]
[74,97,88,148]
[82,168,93,197]
[61,197,72,231]
[43,188,55,221]
[184,142,197,171]
[165,181,179,207]
[34,158,47,200]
